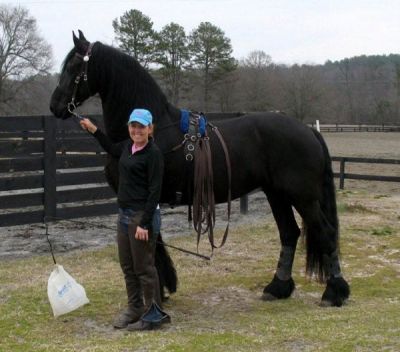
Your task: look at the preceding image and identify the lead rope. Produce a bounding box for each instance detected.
[44,218,57,265]
[43,215,210,261]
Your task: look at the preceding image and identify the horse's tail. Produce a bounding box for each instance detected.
[305,128,339,282]
[155,233,178,297]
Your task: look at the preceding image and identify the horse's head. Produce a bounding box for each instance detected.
[50,30,96,119]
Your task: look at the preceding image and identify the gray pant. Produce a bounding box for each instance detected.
[117,208,162,316]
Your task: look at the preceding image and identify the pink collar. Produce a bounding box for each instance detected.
[131,142,147,155]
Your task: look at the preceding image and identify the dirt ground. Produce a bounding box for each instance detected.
[324,132,400,194]
[323,132,400,159]
[0,132,399,260]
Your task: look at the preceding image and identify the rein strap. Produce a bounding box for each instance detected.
[181,112,232,253]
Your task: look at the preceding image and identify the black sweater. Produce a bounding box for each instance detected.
[93,129,163,229]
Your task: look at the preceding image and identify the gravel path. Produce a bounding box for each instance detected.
[0,192,271,260]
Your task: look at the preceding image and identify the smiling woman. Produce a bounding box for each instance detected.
[79,107,171,331]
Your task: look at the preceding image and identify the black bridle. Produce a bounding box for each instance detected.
[67,42,94,119]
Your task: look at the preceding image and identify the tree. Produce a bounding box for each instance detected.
[188,22,235,110]
[240,50,273,111]
[283,64,323,122]
[154,22,189,105]
[112,9,156,68]
[392,59,400,121]
[243,50,272,69]
[212,58,238,111]
[0,5,52,107]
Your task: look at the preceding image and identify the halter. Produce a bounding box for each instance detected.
[67,42,94,119]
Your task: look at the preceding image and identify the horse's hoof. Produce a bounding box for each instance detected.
[319,299,333,307]
[321,276,350,307]
[262,275,295,300]
[261,292,278,301]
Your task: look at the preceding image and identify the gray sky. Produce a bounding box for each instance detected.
[5,0,400,71]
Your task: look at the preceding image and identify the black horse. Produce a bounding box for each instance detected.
[50,31,350,307]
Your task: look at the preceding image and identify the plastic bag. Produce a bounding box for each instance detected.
[47,264,90,317]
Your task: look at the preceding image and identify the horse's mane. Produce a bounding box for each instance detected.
[94,42,169,122]
[62,42,170,124]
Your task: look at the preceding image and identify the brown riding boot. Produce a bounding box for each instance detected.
[126,302,170,331]
[115,221,145,329]
[113,306,144,329]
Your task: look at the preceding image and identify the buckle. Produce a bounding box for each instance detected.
[187,143,195,152]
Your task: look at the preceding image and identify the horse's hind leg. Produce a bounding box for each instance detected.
[295,200,350,307]
[262,192,300,301]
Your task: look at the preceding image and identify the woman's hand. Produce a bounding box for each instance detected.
[135,226,149,241]
[79,118,97,134]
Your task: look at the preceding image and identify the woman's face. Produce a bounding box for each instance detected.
[128,122,152,146]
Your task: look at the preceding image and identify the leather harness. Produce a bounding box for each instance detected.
[67,43,94,118]
[168,111,232,253]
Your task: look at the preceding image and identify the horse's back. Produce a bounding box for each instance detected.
[214,112,326,201]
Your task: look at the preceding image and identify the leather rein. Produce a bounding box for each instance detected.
[160,113,232,253]
[194,120,232,253]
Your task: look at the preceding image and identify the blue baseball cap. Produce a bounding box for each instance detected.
[127,108,153,126]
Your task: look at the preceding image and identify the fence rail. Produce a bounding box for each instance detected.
[332,156,400,189]
[309,123,400,132]
[1,115,399,227]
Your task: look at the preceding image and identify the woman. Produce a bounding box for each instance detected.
[80,108,170,331]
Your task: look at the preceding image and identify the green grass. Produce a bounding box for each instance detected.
[370,226,394,236]
[1,192,399,351]
[337,202,374,214]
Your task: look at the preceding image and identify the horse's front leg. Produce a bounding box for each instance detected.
[262,192,300,300]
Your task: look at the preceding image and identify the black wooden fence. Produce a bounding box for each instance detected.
[0,113,241,227]
[332,156,400,189]
[1,115,399,227]
[0,115,116,227]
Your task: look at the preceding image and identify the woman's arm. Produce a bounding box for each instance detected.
[140,147,164,230]
[80,118,125,158]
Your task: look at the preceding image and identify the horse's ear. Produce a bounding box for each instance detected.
[72,31,79,48]
[78,30,87,42]
[72,30,89,53]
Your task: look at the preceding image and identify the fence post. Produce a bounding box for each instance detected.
[339,158,345,190]
[240,195,248,214]
[43,116,57,221]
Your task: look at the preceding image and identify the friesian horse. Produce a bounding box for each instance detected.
[50,31,350,307]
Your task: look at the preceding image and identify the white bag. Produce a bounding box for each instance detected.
[47,264,90,317]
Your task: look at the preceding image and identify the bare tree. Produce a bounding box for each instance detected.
[283,64,323,122]
[240,50,273,111]
[392,60,400,121]
[243,50,272,69]
[0,5,52,108]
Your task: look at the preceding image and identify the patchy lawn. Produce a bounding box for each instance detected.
[1,190,399,352]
